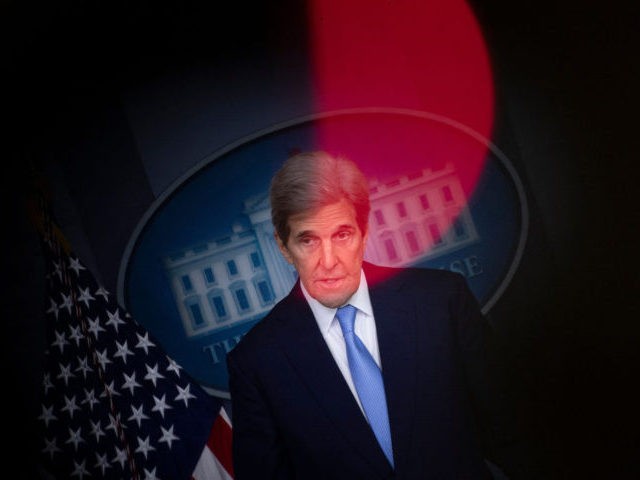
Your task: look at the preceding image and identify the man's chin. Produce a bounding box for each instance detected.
[308,279,358,308]
[312,291,351,309]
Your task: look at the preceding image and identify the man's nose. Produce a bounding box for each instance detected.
[319,241,338,269]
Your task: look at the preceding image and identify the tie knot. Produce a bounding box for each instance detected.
[336,304,357,334]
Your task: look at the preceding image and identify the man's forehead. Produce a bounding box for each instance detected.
[288,200,357,229]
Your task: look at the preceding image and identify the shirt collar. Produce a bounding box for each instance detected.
[301,270,373,335]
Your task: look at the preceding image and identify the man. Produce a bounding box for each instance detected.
[227,151,529,479]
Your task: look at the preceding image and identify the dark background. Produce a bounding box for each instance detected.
[3,1,638,478]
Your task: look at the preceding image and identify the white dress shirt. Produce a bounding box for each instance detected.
[300,270,381,414]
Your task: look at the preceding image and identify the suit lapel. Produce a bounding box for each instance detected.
[367,263,418,475]
[277,283,393,477]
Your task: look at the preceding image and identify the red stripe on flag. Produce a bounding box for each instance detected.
[208,409,234,477]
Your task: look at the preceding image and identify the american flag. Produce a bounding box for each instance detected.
[35,203,234,480]
[192,406,234,480]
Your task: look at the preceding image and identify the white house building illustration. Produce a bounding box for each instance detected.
[365,162,479,265]
[163,162,479,338]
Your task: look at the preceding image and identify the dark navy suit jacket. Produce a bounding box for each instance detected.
[227,262,523,479]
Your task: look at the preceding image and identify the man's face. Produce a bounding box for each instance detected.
[276,198,368,308]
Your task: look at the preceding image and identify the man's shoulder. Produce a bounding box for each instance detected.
[363,261,464,288]
[227,284,303,360]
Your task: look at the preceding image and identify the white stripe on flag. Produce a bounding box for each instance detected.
[192,406,234,480]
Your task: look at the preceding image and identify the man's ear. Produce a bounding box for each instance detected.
[362,226,369,246]
[275,232,293,264]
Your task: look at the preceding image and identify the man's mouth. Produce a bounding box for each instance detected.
[316,276,344,287]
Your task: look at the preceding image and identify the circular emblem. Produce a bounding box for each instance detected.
[118,108,528,398]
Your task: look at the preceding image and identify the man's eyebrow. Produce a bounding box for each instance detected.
[335,224,356,231]
[293,224,355,239]
[293,230,315,239]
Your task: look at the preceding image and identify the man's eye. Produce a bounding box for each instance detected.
[336,231,352,241]
[300,237,317,246]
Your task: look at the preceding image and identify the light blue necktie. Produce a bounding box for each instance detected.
[336,304,394,467]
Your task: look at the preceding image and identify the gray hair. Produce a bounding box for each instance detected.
[269,151,370,245]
